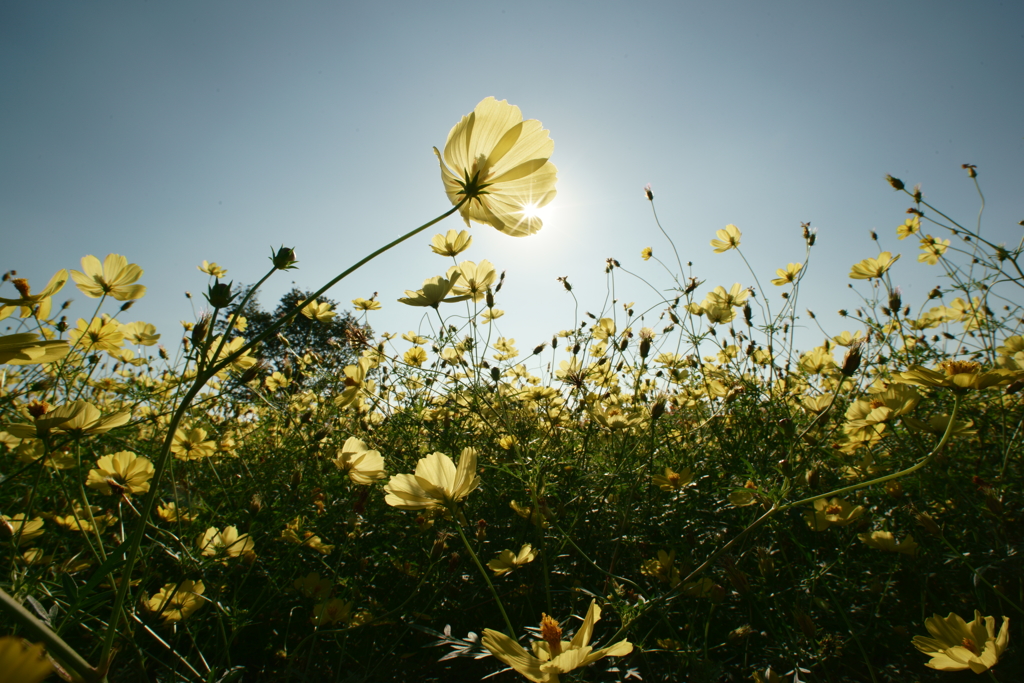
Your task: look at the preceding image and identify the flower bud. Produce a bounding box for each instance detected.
[886,175,905,191]
[271,246,298,270]
[840,341,864,377]
[205,281,237,308]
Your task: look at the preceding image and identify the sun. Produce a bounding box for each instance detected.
[519,202,542,220]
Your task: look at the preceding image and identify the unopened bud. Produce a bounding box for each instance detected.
[271,246,298,270]
[886,175,905,191]
[840,341,864,377]
[191,315,210,348]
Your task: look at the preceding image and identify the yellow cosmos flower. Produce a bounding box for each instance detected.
[398,274,470,308]
[86,451,155,496]
[351,297,381,311]
[0,637,53,683]
[294,572,334,600]
[430,229,474,256]
[300,300,337,322]
[704,283,750,308]
[157,502,196,523]
[312,598,354,626]
[805,497,866,531]
[435,97,557,237]
[0,270,68,307]
[171,426,218,460]
[896,215,920,240]
[383,448,480,511]
[917,235,950,265]
[710,224,742,253]
[858,530,919,555]
[333,436,386,485]
[198,260,228,278]
[70,316,124,353]
[7,400,131,439]
[642,550,681,586]
[198,526,256,562]
[0,332,69,365]
[641,247,653,261]
[119,323,157,348]
[481,600,633,683]
[1,514,45,546]
[71,254,146,301]
[912,610,1009,673]
[771,263,803,286]
[895,360,1022,393]
[652,466,694,492]
[488,544,537,575]
[447,260,497,301]
[849,251,899,280]
[142,580,206,623]
[402,331,429,344]
[403,346,428,367]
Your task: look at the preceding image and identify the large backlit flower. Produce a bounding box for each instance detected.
[384,448,480,511]
[895,360,1022,393]
[71,254,147,301]
[435,97,557,237]
[482,600,633,683]
[912,610,1009,673]
[0,333,69,365]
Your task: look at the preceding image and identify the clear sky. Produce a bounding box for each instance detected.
[3,1,1022,361]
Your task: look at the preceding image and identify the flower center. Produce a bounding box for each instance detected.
[825,504,842,515]
[540,613,563,656]
[13,278,31,298]
[939,360,981,376]
[667,472,681,487]
[960,637,978,654]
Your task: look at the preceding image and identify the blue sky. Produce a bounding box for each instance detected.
[3,1,1022,362]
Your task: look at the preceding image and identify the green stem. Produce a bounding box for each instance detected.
[604,392,963,644]
[452,512,515,638]
[98,202,468,672]
[0,588,103,683]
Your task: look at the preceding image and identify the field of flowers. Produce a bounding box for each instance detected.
[1,99,1020,682]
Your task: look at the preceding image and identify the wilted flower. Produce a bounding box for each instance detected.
[435,97,557,237]
[384,448,480,512]
[71,254,146,301]
[912,610,1009,673]
[481,600,632,682]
